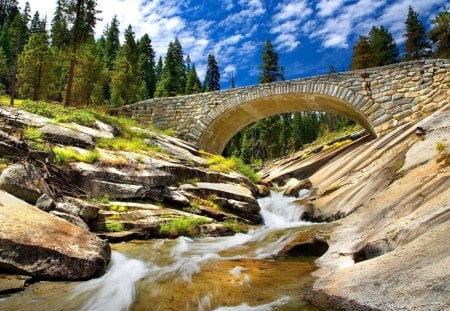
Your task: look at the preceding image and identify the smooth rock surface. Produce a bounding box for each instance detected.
[0,190,110,280]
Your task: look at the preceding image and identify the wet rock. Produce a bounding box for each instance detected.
[282,178,312,197]
[256,184,270,197]
[179,183,261,224]
[49,210,89,230]
[0,190,110,280]
[0,163,51,204]
[35,194,55,212]
[40,124,95,148]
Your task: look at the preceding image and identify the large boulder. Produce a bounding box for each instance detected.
[0,163,51,204]
[0,190,110,280]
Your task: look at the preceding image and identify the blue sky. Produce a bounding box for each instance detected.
[23,0,448,89]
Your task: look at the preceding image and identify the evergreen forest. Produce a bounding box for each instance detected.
[0,1,448,164]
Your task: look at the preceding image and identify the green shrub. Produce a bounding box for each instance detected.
[159,217,209,236]
[105,222,125,232]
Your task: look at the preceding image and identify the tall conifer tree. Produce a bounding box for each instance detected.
[154,39,186,97]
[428,8,450,59]
[17,32,53,100]
[50,0,69,49]
[137,33,156,98]
[259,39,280,83]
[63,0,98,107]
[403,6,430,60]
[203,52,220,91]
[351,35,372,69]
[368,26,399,66]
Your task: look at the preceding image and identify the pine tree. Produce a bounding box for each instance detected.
[103,15,120,70]
[259,39,280,83]
[203,52,220,91]
[0,0,19,28]
[0,47,7,93]
[30,11,46,34]
[8,5,30,105]
[155,55,163,84]
[137,33,156,98]
[154,39,186,97]
[231,72,236,88]
[428,8,450,59]
[351,35,372,69]
[50,0,69,49]
[71,40,105,105]
[110,25,144,106]
[17,33,54,100]
[185,63,201,94]
[403,6,431,60]
[368,26,399,66]
[63,0,99,107]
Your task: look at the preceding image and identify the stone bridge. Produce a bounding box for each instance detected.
[122,59,449,154]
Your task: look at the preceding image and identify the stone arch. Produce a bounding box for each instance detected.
[197,85,376,154]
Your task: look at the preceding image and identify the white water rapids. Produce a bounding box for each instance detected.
[70,190,315,311]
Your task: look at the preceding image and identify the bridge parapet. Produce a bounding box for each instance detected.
[123,59,449,153]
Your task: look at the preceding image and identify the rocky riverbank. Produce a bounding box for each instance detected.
[0,104,263,285]
[263,105,450,310]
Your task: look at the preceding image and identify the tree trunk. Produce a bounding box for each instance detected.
[63,47,76,107]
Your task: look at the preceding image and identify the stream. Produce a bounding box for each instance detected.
[1,191,322,311]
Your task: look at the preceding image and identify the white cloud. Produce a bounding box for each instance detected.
[271,0,312,52]
[223,0,234,11]
[274,33,300,51]
[316,0,346,17]
[221,0,265,29]
[274,0,312,21]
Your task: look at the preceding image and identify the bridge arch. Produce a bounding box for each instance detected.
[196,85,375,154]
[124,60,450,155]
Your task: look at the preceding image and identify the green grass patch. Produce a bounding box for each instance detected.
[23,127,49,151]
[53,146,100,165]
[105,222,125,232]
[97,137,162,154]
[207,154,236,172]
[231,156,260,183]
[109,205,128,212]
[159,217,209,236]
[205,154,260,183]
[224,218,248,234]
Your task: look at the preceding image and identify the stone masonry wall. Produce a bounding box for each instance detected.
[122,59,449,148]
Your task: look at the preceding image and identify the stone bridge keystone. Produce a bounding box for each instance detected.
[121,59,449,154]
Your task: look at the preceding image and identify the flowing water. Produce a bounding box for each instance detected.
[1,191,322,311]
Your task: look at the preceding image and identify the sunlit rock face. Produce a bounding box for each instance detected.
[0,190,111,280]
